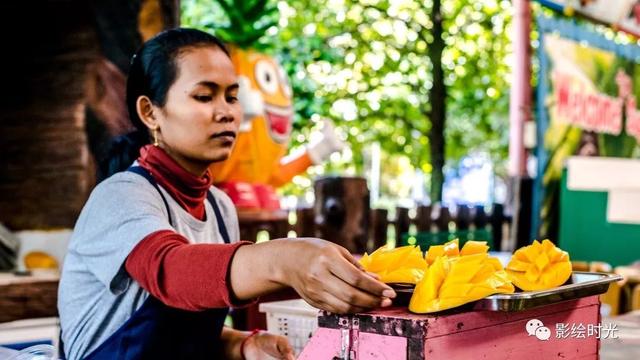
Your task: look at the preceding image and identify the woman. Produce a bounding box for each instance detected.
[58,28,395,360]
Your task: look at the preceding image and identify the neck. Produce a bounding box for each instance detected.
[160,145,210,177]
[137,144,213,220]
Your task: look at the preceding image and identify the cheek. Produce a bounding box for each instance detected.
[164,105,211,140]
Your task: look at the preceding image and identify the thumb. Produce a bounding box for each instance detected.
[275,336,295,359]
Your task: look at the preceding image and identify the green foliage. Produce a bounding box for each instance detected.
[182,0,515,199]
[181,0,278,49]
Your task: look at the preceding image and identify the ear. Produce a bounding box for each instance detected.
[136,96,159,130]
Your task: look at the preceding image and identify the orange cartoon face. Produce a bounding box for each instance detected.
[231,47,293,144]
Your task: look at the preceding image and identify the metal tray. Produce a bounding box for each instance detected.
[474,271,622,311]
[391,271,622,312]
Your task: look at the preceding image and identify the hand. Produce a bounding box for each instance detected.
[281,238,396,314]
[242,331,295,360]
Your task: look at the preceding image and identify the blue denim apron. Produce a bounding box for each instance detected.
[77,166,232,360]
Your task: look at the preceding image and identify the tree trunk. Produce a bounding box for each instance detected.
[427,0,446,203]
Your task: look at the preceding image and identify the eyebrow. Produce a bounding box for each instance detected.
[195,81,239,91]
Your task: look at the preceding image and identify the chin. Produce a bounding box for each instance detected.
[208,151,231,163]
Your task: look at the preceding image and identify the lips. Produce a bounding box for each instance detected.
[212,131,237,139]
[211,131,237,145]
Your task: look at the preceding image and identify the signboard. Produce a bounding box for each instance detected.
[532,16,640,241]
[537,0,640,37]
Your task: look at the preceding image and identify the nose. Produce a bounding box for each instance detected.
[214,101,235,123]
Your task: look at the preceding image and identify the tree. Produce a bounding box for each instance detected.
[428,0,446,202]
[182,0,514,202]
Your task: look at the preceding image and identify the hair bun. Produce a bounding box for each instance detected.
[97,130,148,182]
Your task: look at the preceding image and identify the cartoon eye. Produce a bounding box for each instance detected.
[255,60,279,95]
[278,66,292,98]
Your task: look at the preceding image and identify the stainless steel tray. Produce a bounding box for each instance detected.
[391,271,622,312]
[473,271,622,312]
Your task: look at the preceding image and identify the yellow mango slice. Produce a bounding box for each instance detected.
[443,239,460,257]
[534,252,549,271]
[425,245,445,266]
[360,245,428,284]
[486,257,504,271]
[470,262,498,283]
[399,246,429,270]
[426,238,489,266]
[409,249,514,314]
[380,268,425,284]
[359,253,372,268]
[506,258,530,272]
[460,241,490,256]
[506,239,572,291]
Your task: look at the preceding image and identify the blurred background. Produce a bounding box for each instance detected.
[2,0,640,357]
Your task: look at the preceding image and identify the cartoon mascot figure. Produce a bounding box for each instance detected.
[210,47,344,210]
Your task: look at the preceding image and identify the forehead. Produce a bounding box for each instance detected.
[174,46,237,87]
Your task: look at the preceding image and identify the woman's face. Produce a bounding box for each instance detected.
[155,46,242,172]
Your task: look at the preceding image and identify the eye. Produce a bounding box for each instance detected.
[278,65,292,98]
[194,94,212,102]
[255,60,279,95]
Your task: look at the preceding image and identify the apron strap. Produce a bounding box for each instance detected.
[207,191,231,244]
[127,166,174,226]
[128,166,231,244]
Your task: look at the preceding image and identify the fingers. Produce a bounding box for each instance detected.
[275,336,295,360]
[336,245,365,270]
[292,240,397,315]
[302,285,390,315]
[318,293,366,314]
[366,271,381,280]
[257,333,295,360]
[329,253,397,299]
[322,275,389,310]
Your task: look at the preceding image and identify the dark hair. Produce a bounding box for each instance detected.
[97,28,229,182]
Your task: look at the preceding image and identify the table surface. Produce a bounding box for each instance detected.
[601,310,640,359]
[0,270,59,286]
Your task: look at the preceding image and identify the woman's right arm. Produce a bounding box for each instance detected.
[126,232,395,314]
[229,238,396,314]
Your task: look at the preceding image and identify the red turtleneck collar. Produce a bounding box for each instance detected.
[137,145,212,220]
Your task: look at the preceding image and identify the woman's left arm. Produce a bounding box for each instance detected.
[220,327,245,359]
[220,327,294,360]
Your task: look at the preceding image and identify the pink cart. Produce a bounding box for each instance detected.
[300,272,620,360]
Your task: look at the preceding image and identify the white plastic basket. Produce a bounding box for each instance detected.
[259,299,319,355]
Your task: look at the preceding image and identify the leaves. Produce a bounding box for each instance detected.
[181,0,279,49]
[182,0,515,199]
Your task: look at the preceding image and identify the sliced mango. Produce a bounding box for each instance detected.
[425,245,445,265]
[359,245,428,284]
[380,268,425,284]
[443,239,460,257]
[460,241,490,256]
[425,239,461,266]
[409,239,514,313]
[506,239,572,291]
